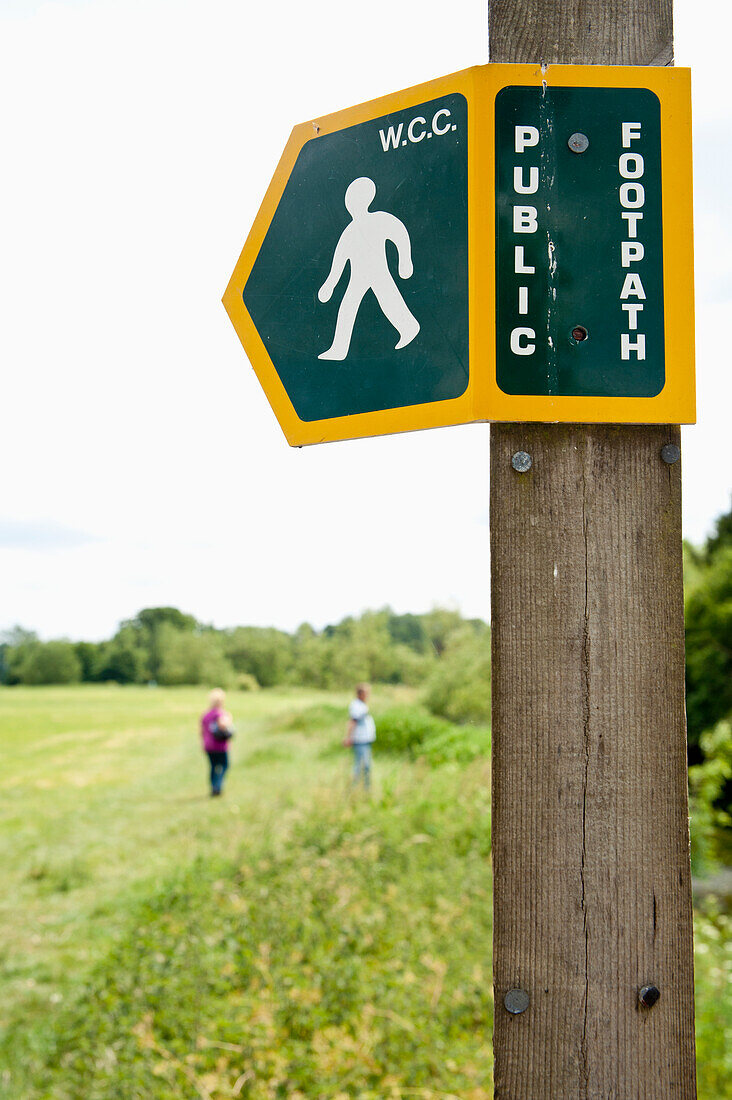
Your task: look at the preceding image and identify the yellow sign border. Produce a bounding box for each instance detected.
[223,63,694,446]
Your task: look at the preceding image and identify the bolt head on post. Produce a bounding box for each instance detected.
[504,988,530,1014]
[638,985,661,1009]
[660,443,681,465]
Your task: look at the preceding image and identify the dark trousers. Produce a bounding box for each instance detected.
[206,750,229,794]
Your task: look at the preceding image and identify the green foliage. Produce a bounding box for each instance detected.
[156,627,235,687]
[0,686,727,1098]
[326,610,401,686]
[2,754,494,1099]
[96,626,146,684]
[419,723,492,767]
[0,628,37,684]
[374,705,452,756]
[694,903,732,1099]
[686,548,732,756]
[386,611,428,652]
[685,507,732,751]
[9,639,82,685]
[689,719,732,874]
[236,671,260,691]
[421,607,466,656]
[122,607,199,681]
[705,505,732,562]
[290,622,334,688]
[281,702,344,735]
[0,605,493,697]
[423,623,491,725]
[74,641,104,682]
[224,626,294,687]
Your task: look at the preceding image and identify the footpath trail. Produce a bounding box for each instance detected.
[0,686,352,1015]
[0,685,727,1100]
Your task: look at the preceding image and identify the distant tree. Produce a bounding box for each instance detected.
[223,627,293,688]
[423,623,491,725]
[14,640,82,685]
[96,627,146,684]
[686,547,732,757]
[75,641,104,682]
[120,607,198,680]
[290,623,333,688]
[421,608,466,657]
[684,505,732,820]
[386,611,428,653]
[157,627,234,687]
[131,607,198,634]
[1,626,38,648]
[0,627,38,684]
[328,610,399,685]
[704,500,732,561]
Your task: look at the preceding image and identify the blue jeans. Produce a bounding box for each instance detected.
[207,750,228,794]
[352,742,372,789]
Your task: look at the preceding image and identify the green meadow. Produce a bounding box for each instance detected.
[0,686,729,1099]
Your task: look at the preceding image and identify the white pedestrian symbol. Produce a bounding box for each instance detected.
[317,177,420,361]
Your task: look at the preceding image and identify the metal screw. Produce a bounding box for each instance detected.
[660,443,680,465]
[511,451,532,473]
[568,132,589,153]
[504,988,530,1015]
[571,325,589,342]
[638,985,661,1008]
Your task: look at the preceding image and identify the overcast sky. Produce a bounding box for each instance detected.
[1,0,730,641]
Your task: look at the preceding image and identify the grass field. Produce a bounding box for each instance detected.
[0,686,729,1098]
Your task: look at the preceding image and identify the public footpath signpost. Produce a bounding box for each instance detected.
[224,64,693,445]
[224,29,697,1100]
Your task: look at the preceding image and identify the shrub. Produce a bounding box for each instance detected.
[282,703,344,735]
[157,629,235,687]
[695,903,732,1098]
[2,770,495,1099]
[423,625,491,725]
[13,640,82,685]
[236,672,259,691]
[374,706,452,756]
[689,717,732,874]
[420,723,492,767]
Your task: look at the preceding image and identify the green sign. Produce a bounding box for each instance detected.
[495,86,664,398]
[242,94,469,423]
[224,64,693,443]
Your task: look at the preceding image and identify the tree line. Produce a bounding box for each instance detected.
[0,607,492,725]
[1,502,729,765]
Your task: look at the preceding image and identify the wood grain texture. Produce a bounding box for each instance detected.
[488,0,674,66]
[490,425,696,1097]
[489,5,694,1096]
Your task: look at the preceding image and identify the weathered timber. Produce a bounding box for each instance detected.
[488,3,696,1097]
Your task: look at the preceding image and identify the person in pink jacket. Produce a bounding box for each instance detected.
[200,688,234,797]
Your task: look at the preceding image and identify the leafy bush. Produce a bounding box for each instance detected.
[281,703,344,735]
[156,628,235,687]
[689,718,732,873]
[694,903,732,1099]
[686,544,732,757]
[1,768,495,1099]
[236,672,259,691]
[374,705,452,756]
[10,640,82,685]
[423,625,491,725]
[420,723,492,767]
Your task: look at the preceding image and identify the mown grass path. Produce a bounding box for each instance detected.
[0,686,352,1006]
[0,686,728,1098]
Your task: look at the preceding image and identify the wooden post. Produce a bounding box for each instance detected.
[489,3,697,1098]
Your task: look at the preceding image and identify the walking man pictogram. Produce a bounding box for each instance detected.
[317,177,420,361]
